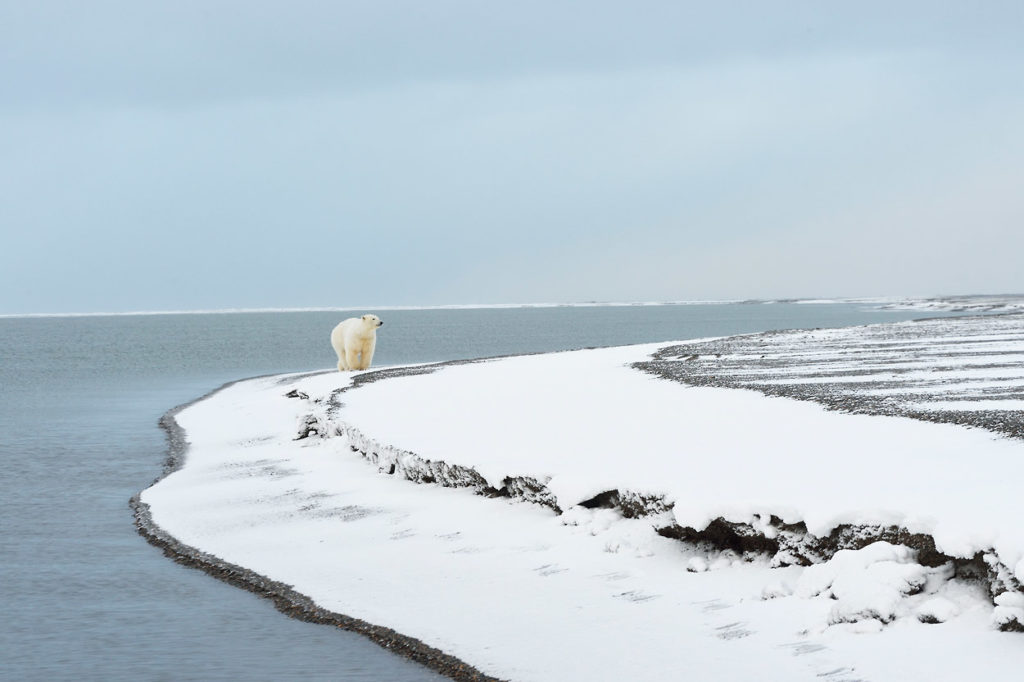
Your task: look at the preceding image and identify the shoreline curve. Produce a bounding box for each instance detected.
[130,370,505,682]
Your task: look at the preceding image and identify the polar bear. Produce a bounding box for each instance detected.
[330,314,383,371]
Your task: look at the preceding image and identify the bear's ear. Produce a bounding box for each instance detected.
[361,315,367,320]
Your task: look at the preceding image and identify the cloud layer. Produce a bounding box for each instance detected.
[2,2,1022,313]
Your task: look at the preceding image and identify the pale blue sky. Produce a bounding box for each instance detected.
[2,1,1023,313]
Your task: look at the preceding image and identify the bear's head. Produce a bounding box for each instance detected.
[361,314,383,328]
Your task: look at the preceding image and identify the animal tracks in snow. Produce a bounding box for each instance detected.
[694,598,734,613]
[714,621,754,640]
[613,589,660,603]
[779,642,870,682]
[389,528,417,540]
[533,563,569,577]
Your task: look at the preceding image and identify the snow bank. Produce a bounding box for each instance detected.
[140,315,1024,681]
[794,543,946,627]
[332,344,1024,583]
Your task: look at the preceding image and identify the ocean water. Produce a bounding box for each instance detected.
[0,304,948,681]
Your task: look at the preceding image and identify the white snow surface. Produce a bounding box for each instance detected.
[336,346,1024,568]
[142,342,1024,682]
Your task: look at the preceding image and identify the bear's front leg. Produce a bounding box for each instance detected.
[358,340,375,370]
[345,347,360,371]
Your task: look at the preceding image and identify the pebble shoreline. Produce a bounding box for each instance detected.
[634,312,1024,440]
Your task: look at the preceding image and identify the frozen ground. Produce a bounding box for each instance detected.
[875,295,1024,314]
[140,314,1024,681]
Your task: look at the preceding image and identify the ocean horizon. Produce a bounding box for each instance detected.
[0,294,942,319]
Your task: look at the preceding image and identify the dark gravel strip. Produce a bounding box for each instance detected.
[635,313,1024,440]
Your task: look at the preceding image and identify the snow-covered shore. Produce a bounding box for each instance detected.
[875,295,1024,314]
[139,314,1024,681]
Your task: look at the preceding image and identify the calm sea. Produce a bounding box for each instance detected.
[0,304,946,681]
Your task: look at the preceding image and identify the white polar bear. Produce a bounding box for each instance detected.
[330,314,383,371]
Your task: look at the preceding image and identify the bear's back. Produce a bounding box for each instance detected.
[331,316,375,343]
[331,317,356,345]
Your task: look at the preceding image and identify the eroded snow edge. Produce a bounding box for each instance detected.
[306,366,1024,633]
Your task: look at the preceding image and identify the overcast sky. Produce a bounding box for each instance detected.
[2,1,1023,313]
